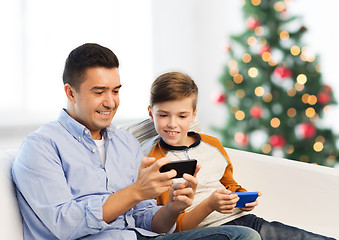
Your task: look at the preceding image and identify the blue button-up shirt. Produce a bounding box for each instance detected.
[12,110,173,239]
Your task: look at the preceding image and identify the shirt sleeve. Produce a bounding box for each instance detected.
[12,135,111,240]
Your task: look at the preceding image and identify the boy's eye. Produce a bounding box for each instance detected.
[180,115,188,118]
[159,114,167,117]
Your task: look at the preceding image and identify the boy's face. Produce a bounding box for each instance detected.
[148,97,197,147]
[65,67,121,140]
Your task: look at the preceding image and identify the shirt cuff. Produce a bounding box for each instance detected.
[85,196,109,230]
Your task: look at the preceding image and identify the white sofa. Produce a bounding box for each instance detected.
[1,147,339,239]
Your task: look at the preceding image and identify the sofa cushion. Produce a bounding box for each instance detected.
[0,149,23,240]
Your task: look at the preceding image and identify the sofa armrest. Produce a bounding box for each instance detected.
[226,147,339,239]
[0,150,23,240]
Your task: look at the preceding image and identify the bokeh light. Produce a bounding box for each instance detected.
[290,45,300,56]
[242,53,252,63]
[305,107,316,118]
[287,108,296,117]
[255,86,265,96]
[233,74,244,84]
[248,67,259,78]
[270,117,281,128]
[235,110,245,120]
[297,74,307,84]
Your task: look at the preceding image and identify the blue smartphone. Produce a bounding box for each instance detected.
[230,192,258,208]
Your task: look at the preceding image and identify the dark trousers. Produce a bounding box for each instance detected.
[223,214,336,240]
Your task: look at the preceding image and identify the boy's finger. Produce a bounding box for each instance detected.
[215,188,231,195]
[193,164,201,177]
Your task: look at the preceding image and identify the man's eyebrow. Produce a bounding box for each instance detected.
[114,84,122,89]
[90,84,122,91]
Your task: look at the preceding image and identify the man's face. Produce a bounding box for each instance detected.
[148,97,197,147]
[66,67,121,139]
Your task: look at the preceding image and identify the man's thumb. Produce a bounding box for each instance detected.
[140,157,156,169]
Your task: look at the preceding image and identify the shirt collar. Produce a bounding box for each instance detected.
[159,132,201,151]
[58,109,116,140]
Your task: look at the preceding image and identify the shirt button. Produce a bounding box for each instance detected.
[92,148,96,153]
[85,130,89,134]
[78,136,81,141]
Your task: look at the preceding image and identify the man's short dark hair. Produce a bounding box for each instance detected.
[62,43,119,91]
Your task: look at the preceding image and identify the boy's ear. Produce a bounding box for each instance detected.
[64,83,76,104]
[192,108,197,122]
[148,106,154,122]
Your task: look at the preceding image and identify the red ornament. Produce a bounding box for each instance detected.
[323,85,332,93]
[224,43,231,52]
[317,92,331,105]
[246,17,261,30]
[273,66,292,78]
[269,135,286,148]
[297,123,316,139]
[250,106,263,119]
[234,132,249,147]
[212,92,227,104]
[259,45,271,56]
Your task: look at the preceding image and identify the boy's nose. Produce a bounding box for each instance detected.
[167,117,177,128]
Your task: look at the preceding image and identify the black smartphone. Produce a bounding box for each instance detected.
[159,159,197,178]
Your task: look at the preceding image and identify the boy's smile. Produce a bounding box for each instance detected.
[149,97,197,147]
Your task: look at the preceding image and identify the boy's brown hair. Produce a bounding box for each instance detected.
[150,72,198,111]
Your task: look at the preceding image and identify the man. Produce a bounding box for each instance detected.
[12,43,260,240]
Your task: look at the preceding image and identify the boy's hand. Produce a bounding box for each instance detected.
[239,191,262,211]
[134,157,176,201]
[207,188,238,214]
[167,165,201,213]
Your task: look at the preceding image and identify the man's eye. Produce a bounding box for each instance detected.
[95,92,103,95]
[113,90,120,94]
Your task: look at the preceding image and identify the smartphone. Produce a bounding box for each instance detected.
[159,159,197,178]
[230,192,258,208]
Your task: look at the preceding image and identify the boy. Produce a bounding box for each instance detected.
[147,71,335,240]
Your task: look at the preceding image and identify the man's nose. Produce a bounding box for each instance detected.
[103,94,116,109]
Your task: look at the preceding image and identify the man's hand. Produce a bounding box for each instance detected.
[207,188,239,214]
[134,157,176,201]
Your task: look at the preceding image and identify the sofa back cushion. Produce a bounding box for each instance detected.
[0,149,23,240]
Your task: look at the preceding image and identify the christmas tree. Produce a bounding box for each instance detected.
[215,0,338,167]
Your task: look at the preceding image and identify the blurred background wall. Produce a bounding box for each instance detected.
[1,0,338,151]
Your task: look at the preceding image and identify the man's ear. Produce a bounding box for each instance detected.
[148,106,154,122]
[64,84,76,103]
